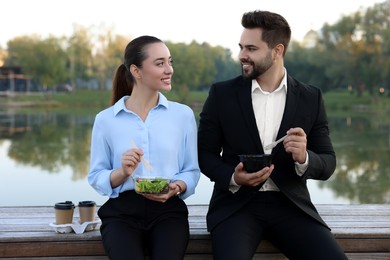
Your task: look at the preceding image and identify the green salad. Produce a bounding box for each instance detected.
[135,178,170,194]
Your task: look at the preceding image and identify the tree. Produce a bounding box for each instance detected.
[93,27,129,90]
[361,0,390,93]
[167,40,239,101]
[6,35,67,91]
[314,0,390,95]
[67,25,95,89]
[212,46,240,85]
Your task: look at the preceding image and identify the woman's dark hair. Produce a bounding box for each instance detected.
[111,35,163,105]
[241,10,291,56]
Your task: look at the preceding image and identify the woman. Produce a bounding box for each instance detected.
[88,35,200,260]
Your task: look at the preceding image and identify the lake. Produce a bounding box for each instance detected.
[1,108,389,206]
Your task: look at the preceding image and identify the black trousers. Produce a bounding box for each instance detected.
[211,191,348,260]
[98,190,189,260]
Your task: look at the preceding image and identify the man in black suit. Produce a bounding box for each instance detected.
[198,10,347,260]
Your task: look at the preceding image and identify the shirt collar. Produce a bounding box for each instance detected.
[113,92,169,116]
[251,68,288,94]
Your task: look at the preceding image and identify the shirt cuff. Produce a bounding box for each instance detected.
[295,152,309,176]
[229,172,241,193]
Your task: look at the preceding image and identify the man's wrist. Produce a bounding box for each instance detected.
[295,152,309,175]
[230,172,239,186]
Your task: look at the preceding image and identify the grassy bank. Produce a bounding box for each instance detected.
[0,90,208,114]
[1,89,389,115]
[1,89,208,106]
[324,90,389,116]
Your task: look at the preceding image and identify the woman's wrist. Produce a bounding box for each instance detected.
[174,181,185,196]
[175,183,182,195]
[117,168,128,178]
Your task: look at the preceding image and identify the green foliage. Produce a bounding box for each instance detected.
[2,0,389,98]
[6,35,68,89]
[322,89,390,119]
[324,90,372,112]
[286,0,390,95]
[166,40,239,100]
[6,88,389,115]
[67,25,95,86]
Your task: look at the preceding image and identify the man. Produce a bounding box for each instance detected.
[198,10,347,260]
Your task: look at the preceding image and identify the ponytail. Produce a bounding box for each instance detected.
[111,64,133,105]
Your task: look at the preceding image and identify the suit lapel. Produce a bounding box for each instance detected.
[273,75,300,154]
[237,79,263,152]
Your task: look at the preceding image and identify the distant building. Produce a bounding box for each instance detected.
[301,29,319,48]
[0,66,38,93]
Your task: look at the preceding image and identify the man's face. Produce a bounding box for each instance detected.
[238,28,274,80]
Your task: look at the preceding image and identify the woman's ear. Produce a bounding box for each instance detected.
[130,64,142,79]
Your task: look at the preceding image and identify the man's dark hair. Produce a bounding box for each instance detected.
[241,10,291,56]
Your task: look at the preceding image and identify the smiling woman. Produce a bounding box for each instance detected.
[85,35,201,260]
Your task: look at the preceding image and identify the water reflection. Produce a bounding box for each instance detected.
[1,112,93,180]
[1,110,389,205]
[322,116,390,204]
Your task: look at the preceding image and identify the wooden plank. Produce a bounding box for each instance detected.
[1,204,390,259]
[0,241,105,257]
[2,204,390,217]
[1,204,389,217]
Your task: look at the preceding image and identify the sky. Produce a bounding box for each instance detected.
[1,0,383,57]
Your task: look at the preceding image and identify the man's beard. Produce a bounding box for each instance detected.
[242,52,273,80]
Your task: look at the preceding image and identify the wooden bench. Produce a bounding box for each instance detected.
[1,204,390,259]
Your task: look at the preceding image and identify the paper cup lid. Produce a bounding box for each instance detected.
[78,201,96,207]
[54,201,75,210]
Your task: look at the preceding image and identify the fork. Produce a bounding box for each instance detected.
[130,140,153,172]
[264,135,287,150]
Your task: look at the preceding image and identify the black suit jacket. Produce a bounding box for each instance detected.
[198,75,336,232]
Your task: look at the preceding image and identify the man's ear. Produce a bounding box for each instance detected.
[273,44,285,59]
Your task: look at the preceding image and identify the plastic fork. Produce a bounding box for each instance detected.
[264,135,287,150]
[130,140,153,172]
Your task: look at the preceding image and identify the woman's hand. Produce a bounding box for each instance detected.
[110,148,144,188]
[143,181,186,203]
[121,147,144,177]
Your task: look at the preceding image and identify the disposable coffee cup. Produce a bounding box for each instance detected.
[54,201,75,224]
[78,201,96,223]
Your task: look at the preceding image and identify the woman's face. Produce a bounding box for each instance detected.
[138,42,174,92]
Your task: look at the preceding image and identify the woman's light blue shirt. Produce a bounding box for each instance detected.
[88,93,200,200]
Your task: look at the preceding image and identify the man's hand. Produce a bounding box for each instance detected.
[283,127,307,164]
[233,162,274,187]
